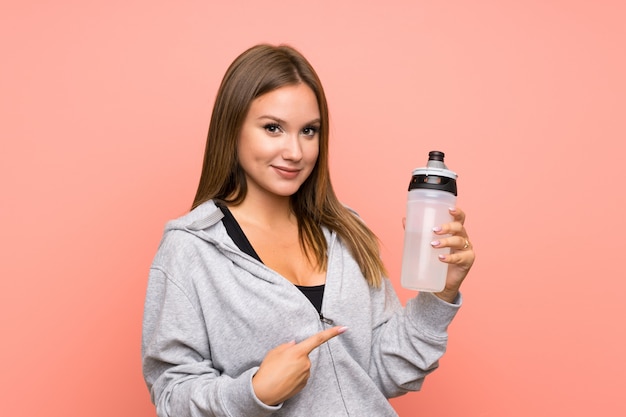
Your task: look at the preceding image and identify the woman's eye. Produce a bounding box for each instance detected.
[302,126,319,137]
[264,123,282,134]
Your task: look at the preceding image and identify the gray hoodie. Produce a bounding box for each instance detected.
[142,200,461,417]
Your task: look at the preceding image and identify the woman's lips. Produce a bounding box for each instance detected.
[273,166,300,179]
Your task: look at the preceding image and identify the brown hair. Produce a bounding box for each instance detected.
[192,44,387,287]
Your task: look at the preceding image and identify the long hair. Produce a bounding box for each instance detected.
[192,44,387,287]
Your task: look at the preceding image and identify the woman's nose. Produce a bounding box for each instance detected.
[282,134,303,161]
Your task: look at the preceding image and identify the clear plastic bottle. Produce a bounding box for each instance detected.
[401,151,458,292]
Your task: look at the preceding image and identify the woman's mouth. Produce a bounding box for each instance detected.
[273,166,300,179]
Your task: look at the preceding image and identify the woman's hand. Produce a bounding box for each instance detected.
[431,207,475,303]
[252,326,347,406]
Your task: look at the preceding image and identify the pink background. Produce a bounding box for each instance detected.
[2,1,625,416]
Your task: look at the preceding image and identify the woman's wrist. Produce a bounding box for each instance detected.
[434,289,459,304]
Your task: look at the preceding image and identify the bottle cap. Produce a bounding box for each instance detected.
[408,151,458,195]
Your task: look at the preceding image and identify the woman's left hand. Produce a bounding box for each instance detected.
[431,207,475,303]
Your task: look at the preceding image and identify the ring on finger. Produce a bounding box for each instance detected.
[463,239,470,249]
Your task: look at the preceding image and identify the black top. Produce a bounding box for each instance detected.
[217,203,325,313]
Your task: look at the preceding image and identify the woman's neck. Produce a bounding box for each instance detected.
[227,193,296,229]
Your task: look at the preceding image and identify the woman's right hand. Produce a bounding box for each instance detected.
[252,326,347,406]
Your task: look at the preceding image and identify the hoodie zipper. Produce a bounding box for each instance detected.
[319,312,351,416]
[319,313,334,326]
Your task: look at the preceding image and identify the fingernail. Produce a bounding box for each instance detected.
[449,207,456,213]
[438,254,446,260]
[431,240,441,247]
[337,326,349,334]
[432,226,442,233]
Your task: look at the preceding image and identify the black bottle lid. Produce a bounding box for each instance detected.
[408,151,458,196]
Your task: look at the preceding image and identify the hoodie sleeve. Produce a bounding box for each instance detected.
[141,267,281,417]
[367,279,461,398]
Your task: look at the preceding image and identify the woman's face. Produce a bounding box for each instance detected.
[237,83,320,201]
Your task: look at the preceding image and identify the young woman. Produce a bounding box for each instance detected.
[142,44,475,417]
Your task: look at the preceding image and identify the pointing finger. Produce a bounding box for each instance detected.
[295,326,348,355]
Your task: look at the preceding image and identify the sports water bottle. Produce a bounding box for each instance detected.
[400,151,458,292]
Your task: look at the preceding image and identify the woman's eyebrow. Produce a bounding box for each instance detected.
[257,115,321,125]
[257,115,286,123]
